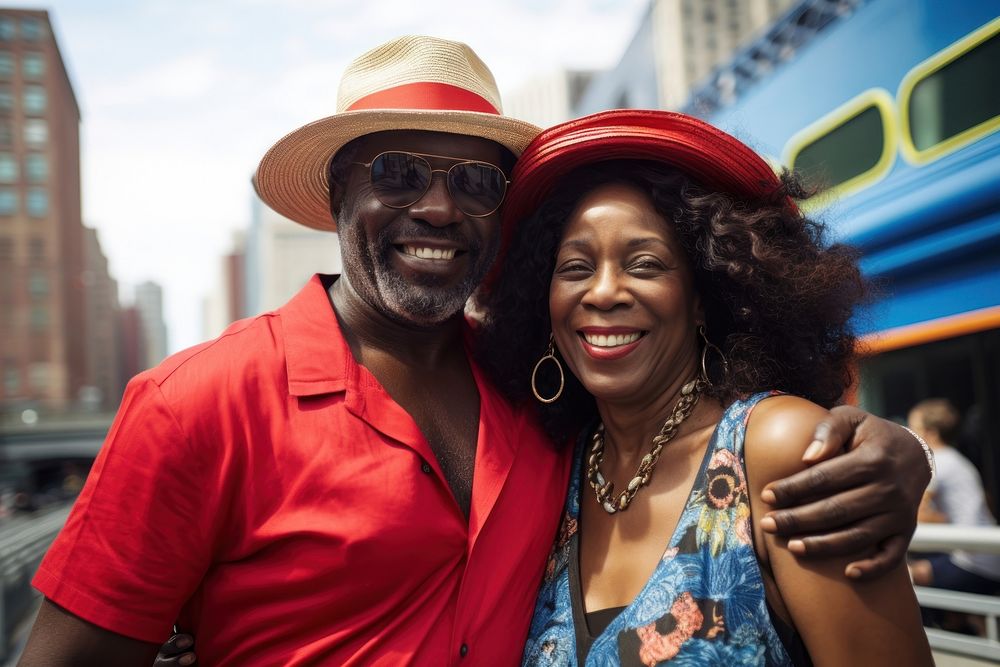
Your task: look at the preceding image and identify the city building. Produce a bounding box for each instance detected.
[133,281,168,370]
[117,305,146,392]
[575,0,798,114]
[0,9,104,412]
[506,69,596,128]
[244,195,341,317]
[202,231,246,340]
[81,226,120,410]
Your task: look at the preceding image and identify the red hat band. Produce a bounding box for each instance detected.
[346,82,500,114]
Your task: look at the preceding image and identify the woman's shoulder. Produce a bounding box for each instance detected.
[743,394,830,484]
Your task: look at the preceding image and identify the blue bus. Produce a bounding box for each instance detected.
[687,0,1000,502]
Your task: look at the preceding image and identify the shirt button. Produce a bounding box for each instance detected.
[459,644,469,658]
[421,461,432,474]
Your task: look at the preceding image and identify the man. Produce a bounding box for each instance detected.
[19,36,931,666]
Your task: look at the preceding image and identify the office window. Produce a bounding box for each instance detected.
[30,307,48,332]
[26,186,46,216]
[24,118,46,146]
[0,186,16,215]
[0,51,11,77]
[29,362,50,389]
[28,268,47,295]
[0,85,12,111]
[23,86,46,115]
[0,152,16,182]
[25,153,46,181]
[3,365,19,394]
[20,17,45,42]
[0,119,10,145]
[0,18,15,41]
[906,29,1000,155]
[28,236,43,259]
[22,52,44,79]
[791,105,886,193]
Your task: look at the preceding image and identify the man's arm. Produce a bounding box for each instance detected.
[18,599,160,666]
[758,405,932,579]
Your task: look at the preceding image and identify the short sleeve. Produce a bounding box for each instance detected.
[33,373,227,643]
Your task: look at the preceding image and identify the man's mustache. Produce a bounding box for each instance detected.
[379,220,481,253]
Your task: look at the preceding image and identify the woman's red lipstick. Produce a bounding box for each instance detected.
[578,327,646,361]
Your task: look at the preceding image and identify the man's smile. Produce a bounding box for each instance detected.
[399,244,461,261]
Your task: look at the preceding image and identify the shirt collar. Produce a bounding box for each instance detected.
[279,274,350,397]
[278,274,485,398]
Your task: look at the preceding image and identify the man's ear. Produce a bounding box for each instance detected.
[329,180,345,220]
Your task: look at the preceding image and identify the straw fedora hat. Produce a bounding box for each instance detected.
[254,35,542,232]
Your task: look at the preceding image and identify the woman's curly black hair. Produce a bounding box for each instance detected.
[474,160,868,443]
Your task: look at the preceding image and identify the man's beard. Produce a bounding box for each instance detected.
[339,216,498,327]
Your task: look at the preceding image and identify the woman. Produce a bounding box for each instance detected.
[475,110,932,666]
[153,110,932,666]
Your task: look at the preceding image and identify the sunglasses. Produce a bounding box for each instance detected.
[352,151,509,218]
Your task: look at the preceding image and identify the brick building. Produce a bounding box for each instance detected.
[0,9,118,412]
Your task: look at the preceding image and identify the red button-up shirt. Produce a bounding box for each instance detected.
[34,275,572,666]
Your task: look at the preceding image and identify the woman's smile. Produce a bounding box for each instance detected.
[577,327,648,360]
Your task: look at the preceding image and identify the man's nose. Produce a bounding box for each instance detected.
[408,172,463,227]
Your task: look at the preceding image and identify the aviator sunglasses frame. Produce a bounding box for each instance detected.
[352,150,510,218]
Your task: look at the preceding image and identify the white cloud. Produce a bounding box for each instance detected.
[91,53,225,106]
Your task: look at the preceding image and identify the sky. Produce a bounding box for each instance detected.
[31,0,650,353]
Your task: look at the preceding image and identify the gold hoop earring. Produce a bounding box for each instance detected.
[531,335,565,404]
[698,324,729,387]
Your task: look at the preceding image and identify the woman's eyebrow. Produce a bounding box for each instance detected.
[557,238,591,252]
[627,237,671,249]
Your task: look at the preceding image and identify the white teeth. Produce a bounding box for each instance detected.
[403,245,456,260]
[584,332,642,347]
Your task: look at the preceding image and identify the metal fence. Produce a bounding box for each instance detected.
[0,504,70,662]
[910,524,1000,663]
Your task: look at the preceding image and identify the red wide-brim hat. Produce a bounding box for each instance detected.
[498,109,791,256]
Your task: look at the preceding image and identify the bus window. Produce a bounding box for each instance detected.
[783,88,896,202]
[793,106,884,192]
[900,17,1000,164]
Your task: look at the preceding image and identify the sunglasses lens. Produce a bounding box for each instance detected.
[369,152,431,207]
[448,162,507,216]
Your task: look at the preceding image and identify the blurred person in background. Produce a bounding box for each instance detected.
[908,398,1000,596]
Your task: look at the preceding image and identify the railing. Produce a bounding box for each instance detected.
[0,504,72,662]
[910,523,1000,663]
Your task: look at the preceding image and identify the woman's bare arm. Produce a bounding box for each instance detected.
[745,396,933,667]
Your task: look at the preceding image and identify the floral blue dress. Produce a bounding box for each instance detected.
[523,392,805,666]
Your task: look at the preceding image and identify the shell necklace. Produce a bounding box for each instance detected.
[587,377,706,514]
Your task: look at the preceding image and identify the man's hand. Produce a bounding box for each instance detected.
[154,633,196,666]
[759,405,931,580]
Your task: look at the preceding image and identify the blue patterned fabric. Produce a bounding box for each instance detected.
[523,392,795,666]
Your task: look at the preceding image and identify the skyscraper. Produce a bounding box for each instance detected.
[134,281,168,370]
